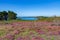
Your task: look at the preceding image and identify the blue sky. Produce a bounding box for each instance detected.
[0,0,60,16]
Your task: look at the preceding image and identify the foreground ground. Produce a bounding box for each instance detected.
[0,20,60,40]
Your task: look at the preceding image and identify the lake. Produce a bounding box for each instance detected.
[17,17,38,20]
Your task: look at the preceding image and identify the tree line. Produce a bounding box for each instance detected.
[0,11,17,21]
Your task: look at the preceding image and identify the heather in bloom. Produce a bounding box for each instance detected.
[0,37,3,40]
[0,21,60,40]
[16,37,24,40]
[36,29,45,34]
[31,36,44,40]
[58,31,60,35]
[4,34,15,40]
[13,30,20,35]
[24,36,31,40]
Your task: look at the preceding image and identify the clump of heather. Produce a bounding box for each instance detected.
[16,36,24,40]
[4,34,15,40]
[36,29,45,34]
[24,35,31,40]
[0,37,3,40]
[31,36,44,40]
[58,31,60,35]
[13,30,20,35]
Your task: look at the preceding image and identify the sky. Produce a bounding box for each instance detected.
[0,0,60,17]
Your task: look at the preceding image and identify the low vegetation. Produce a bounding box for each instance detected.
[0,11,60,40]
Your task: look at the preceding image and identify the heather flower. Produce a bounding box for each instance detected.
[0,37,3,40]
[13,30,20,34]
[5,34,14,40]
[58,31,60,35]
[32,36,44,40]
[36,29,45,34]
[16,37,24,40]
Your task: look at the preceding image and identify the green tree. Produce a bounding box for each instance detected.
[0,11,17,20]
[8,11,17,20]
[2,11,8,20]
[0,12,3,20]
